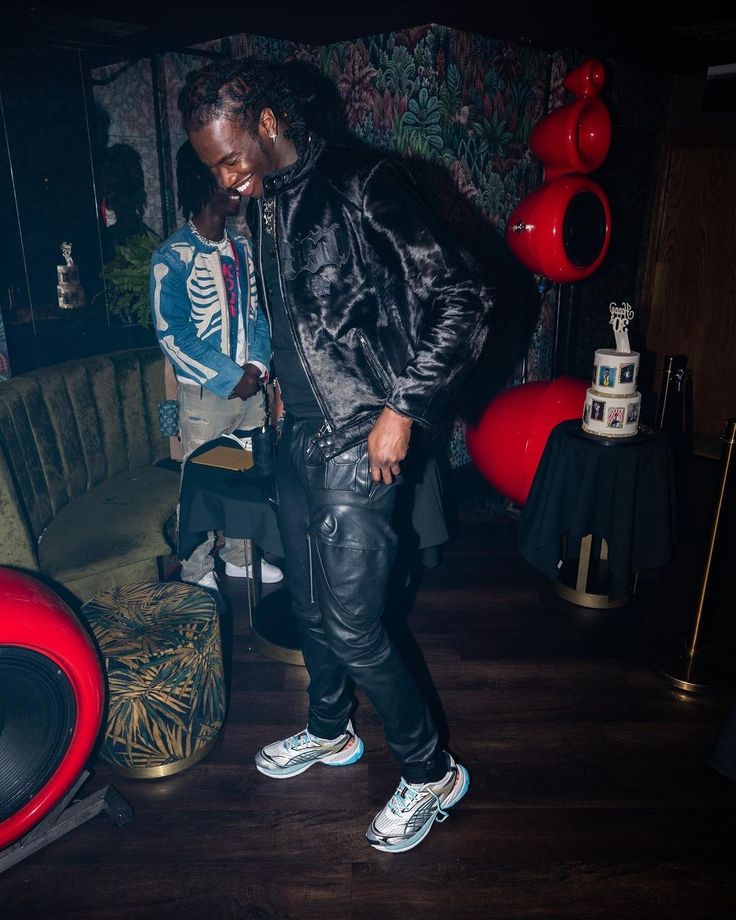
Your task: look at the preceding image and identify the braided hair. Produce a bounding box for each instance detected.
[176,139,217,220]
[178,57,310,156]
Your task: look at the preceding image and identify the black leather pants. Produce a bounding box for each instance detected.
[276,416,448,783]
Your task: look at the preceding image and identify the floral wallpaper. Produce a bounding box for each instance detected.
[92,26,638,465]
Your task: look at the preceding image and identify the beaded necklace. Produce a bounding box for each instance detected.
[188,219,228,248]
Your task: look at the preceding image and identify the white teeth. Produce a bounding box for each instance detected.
[236,177,252,193]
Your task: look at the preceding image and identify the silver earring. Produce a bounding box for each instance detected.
[269,131,277,143]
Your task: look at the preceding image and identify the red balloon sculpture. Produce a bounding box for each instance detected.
[506,59,612,283]
[466,376,588,507]
[0,568,105,850]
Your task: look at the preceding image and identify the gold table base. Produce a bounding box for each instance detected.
[552,534,631,609]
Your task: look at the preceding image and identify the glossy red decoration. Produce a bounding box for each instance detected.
[506,59,612,282]
[0,568,104,851]
[562,58,606,99]
[529,95,611,180]
[505,175,611,283]
[466,375,589,506]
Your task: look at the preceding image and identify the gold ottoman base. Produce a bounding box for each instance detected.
[81,581,226,779]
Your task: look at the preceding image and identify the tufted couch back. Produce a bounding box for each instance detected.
[0,347,170,571]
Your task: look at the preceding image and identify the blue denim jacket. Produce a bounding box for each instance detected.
[150,223,271,399]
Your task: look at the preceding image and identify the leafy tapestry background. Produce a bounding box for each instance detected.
[91,24,668,464]
[94,26,558,385]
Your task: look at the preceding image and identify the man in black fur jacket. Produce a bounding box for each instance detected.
[181,57,492,854]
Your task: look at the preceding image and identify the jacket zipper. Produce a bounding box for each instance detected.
[269,196,333,431]
[255,199,273,336]
[305,419,330,461]
[357,330,391,393]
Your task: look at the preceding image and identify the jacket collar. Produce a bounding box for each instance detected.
[262,134,325,197]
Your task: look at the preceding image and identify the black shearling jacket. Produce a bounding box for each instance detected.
[247,136,493,459]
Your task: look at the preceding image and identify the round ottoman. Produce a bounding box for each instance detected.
[81,581,225,779]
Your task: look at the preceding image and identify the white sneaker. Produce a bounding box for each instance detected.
[225,559,284,583]
[183,571,219,591]
[366,755,470,853]
[255,721,364,778]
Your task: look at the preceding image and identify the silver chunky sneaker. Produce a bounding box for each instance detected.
[366,754,469,853]
[255,721,364,778]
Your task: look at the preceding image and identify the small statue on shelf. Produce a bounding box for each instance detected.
[57,241,86,310]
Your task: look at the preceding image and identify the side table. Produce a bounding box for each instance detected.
[519,420,677,607]
[178,436,303,665]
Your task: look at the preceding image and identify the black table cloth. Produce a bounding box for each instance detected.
[178,436,284,563]
[518,420,677,599]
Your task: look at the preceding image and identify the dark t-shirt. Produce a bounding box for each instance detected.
[260,236,322,419]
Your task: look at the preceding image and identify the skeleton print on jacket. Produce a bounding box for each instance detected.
[150,223,271,399]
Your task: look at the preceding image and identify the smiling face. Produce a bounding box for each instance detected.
[188,110,294,200]
[208,185,242,218]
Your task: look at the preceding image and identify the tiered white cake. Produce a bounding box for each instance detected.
[581,303,641,438]
[57,241,86,310]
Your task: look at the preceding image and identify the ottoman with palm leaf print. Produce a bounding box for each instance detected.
[80,581,225,779]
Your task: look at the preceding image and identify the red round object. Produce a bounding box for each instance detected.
[530,96,611,179]
[562,58,606,99]
[505,175,611,283]
[466,375,589,506]
[0,568,104,851]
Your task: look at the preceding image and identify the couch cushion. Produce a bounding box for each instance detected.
[0,347,169,549]
[38,465,179,593]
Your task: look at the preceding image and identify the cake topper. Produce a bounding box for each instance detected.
[609,301,634,353]
[60,241,74,266]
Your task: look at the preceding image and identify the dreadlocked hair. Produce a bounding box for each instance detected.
[178,57,311,157]
[176,139,218,220]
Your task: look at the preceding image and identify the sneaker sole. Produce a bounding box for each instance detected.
[255,736,364,779]
[367,764,470,853]
[225,565,284,583]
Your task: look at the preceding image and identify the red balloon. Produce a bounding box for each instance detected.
[530,95,611,179]
[506,58,612,283]
[0,568,105,850]
[466,376,588,506]
[562,58,606,99]
[505,175,612,283]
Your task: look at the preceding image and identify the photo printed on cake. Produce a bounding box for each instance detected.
[619,363,635,384]
[607,407,625,428]
[599,366,615,388]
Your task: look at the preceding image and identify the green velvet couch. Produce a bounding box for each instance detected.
[0,347,180,603]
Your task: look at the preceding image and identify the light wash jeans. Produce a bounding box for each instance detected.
[177,382,265,582]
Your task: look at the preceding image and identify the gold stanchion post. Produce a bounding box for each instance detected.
[662,417,736,692]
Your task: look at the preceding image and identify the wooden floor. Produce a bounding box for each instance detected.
[4,466,736,919]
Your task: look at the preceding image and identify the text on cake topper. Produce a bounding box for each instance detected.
[609,301,634,353]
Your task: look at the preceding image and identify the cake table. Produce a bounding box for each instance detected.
[518,419,677,607]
